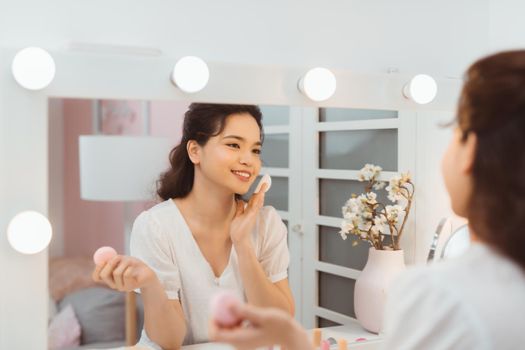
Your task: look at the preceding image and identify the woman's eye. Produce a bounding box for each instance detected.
[227,143,240,149]
[253,149,261,155]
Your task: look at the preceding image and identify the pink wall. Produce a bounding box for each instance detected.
[62,99,188,257]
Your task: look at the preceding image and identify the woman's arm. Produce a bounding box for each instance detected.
[93,256,187,350]
[140,279,187,350]
[229,186,294,314]
[235,242,294,314]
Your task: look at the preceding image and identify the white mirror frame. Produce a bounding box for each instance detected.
[0,47,461,349]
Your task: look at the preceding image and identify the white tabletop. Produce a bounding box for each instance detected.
[114,320,383,350]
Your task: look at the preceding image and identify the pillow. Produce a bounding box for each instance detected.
[58,287,125,345]
[48,304,81,349]
[49,257,99,301]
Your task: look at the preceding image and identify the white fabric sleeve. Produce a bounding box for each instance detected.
[258,206,290,283]
[130,211,182,300]
[381,268,489,350]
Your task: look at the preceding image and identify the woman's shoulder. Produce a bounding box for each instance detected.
[140,199,177,220]
[133,199,179,232]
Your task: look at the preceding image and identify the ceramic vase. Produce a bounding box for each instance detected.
[354,248,406,333]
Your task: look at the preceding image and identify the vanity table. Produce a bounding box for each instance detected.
[113,319,383,350]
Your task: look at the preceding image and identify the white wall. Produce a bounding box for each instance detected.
[0,0,491,77]
[489,0,525,52]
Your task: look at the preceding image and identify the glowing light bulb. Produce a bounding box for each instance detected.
[7,211,52,254]
[11,47,56,90]
[171,56,209,93]
[403,74,438,105]
[298,67,337,102]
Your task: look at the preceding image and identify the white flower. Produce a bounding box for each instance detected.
[358,164,383,182]
[373,181,386,190]
[358,220,372,232]
[371,215,388,236]
[386,174,410,202]
[385,205,404,223]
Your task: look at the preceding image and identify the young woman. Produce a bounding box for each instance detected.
[211,50,525,349]
[92,103,294,349]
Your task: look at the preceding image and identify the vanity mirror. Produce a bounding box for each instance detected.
[0,48,459,349]
[427,219,471,263]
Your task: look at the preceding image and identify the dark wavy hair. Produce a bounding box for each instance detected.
[457,50,525,270]
[157,103,263,201]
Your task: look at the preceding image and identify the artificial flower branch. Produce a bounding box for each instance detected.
[340,164,415,250]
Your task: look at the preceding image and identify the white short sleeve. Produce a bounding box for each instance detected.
[258,206,290,283]
[130,211,182,300]
[381,268,489,350]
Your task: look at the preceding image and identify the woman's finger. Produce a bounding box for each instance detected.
[233,303,265,326]
[92,262,106,282]
[112,259,130,291]
[122,264,137,290]
[99,255,122,289]
[235,200,245,217]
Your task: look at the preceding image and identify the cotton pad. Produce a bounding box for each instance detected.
[93,246,117,265]
[254,173,272,194]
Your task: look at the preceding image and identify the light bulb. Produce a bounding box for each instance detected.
[7,211,53,254]
[11,47,56,90]
[403,74,437,105]
[298,67,337,102]
[171,56,209,93]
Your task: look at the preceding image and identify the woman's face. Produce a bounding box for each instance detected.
[441,127,476,218]
[196,113,262,195]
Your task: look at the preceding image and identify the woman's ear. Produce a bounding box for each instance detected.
[187,140,201,165]
[462,132,477,174]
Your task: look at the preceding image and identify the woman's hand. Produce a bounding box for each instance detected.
[229,183,267,248]
[92,255,157,292]
[209,303,312,350]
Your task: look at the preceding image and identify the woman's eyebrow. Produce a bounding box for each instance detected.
[222,135,262,146]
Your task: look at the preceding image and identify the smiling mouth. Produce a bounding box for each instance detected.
[231,170,251,181]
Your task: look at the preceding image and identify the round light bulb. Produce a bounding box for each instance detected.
[403,74,438,105]
[298,67,337,102]
[171,56,209,93]
[11,47,56,90]
[7,211,53,254]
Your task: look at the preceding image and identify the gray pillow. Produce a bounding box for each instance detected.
[59,287,125,345]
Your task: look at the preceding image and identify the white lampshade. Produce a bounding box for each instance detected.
[11,47,56,90]
[403,74,438,105]
[79,136,172,201]
[298,67,337,102]
[171,56,209,93]
[7,211,53,254]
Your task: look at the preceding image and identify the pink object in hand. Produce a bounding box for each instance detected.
[209,290,242,327]
[93,246,117,265]
[321,340,330,350]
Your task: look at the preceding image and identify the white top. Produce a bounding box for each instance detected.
[130,199,290,347]
[382,243,525,350]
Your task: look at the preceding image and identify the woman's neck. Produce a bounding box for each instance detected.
[178,179,237,230]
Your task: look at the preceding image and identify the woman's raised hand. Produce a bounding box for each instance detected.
[229,183,267,247]
[92,254,157,292]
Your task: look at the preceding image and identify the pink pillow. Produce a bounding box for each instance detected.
[48,304,81,349]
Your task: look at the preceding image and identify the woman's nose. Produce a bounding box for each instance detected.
[239,150,255,165]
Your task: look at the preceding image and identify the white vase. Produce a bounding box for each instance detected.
[354,248,406,333]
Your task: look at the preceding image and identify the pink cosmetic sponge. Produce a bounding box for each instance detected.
[210,290,242,327]
[93,246,117,265]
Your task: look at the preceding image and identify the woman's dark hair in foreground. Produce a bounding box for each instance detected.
[157,103,263,201]
[457,50,525,269]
